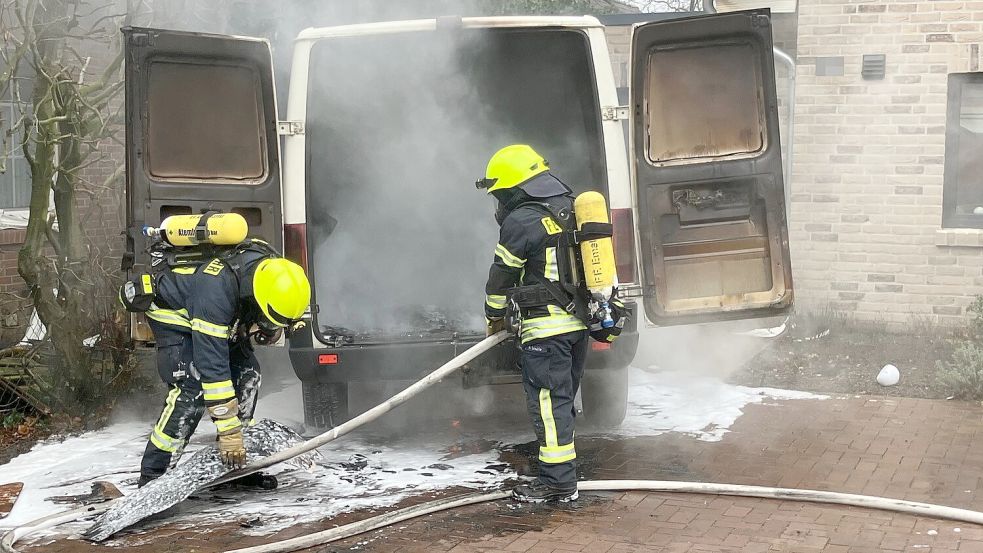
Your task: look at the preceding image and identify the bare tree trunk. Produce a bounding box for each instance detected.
[9,0,129,413]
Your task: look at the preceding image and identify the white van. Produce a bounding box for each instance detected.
[121,10,792,429]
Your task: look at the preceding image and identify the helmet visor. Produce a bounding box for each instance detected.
[475,177,497,191]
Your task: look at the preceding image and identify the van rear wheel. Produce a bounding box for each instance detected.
[581,366,629,429]
[301,381,350,431]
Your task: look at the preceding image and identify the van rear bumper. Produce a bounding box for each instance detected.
[288,303,639,385]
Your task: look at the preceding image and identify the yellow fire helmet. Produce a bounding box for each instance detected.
[476,144,549,193]
[252,258,312,327]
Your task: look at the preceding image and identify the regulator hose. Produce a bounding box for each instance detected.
[223,481,983,553]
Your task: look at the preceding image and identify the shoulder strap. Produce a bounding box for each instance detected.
[511,201,592,322]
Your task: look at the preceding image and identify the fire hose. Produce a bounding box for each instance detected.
[223,482,983,553]
[6,330,983,552]
[0,332,509,552]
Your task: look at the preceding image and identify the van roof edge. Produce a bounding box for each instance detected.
[295,16,603,42]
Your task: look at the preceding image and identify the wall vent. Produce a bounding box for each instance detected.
[862,54,886,80]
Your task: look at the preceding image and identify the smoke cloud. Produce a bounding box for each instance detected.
[304,20,606,336]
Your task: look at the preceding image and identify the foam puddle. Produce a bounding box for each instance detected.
[616,367,826,441]
[0,366,824,542]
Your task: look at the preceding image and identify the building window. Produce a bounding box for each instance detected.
[943,73,983,229]
[0,95,31,210]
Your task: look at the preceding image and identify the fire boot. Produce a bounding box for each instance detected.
[137,472,162,488]
[512,479,578,503]
[226,472,278,490]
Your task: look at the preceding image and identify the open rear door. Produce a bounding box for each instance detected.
[121,27,281,340]
[122,27,282,269]
[629,10,793,326]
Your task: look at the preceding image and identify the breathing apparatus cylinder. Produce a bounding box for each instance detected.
[573,191,617,328]
[143,212,249,247]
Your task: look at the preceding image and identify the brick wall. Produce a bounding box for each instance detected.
[0,230,31,346]
[791,0,983,327]
[0,34,126,345]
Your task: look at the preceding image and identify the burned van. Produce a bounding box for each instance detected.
[121,11,792,430]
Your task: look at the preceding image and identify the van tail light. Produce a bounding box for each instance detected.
[283,223,309,275]
[611,208,636,284]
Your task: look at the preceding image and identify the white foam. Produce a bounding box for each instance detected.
[613,366,825,441]
[1,365,823,539]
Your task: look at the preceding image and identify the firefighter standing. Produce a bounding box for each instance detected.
[478,145,589,502]
[120,239,311,486]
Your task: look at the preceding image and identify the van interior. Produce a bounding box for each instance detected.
[304,27,608,342]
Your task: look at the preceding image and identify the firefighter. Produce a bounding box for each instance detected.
[477,144,588,502]
[120,240,311,486]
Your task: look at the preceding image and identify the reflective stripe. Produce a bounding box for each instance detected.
[202,380,236,401]
[539,388,558,448]
[539,442,576,464]
[547,305,568,317]
[146,308,191,329]
[520,314,586,343]
[485,294,507,310]
[171,266,196,275]
[155,387,180,433]
[545,247,559,280]
[150,387,182,453]
[214,416,242,433]
[150,430,181,453]
[495,243,526,268]
[191,318,230,339]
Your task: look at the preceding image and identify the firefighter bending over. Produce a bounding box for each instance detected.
[477,145,625,503]
[120,235,310,486]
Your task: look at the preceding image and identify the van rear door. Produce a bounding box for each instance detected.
[629,10,793,325]
[121,27,282,272]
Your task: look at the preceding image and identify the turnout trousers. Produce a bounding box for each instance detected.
[519,329,589,486]
[140,319,261,479]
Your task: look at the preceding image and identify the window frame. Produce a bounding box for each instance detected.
[943,72,983,229]
[643,39,768,168]
[0,93,32,212]
[143,57,270,185]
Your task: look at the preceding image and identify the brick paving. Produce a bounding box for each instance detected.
[23,394,983,552]
[321,395,983,552]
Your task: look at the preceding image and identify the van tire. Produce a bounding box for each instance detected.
[580,366,629,428]
[302,381,349,431]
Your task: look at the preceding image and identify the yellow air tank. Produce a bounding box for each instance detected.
[148,212,249,247]
[573,191,616,296]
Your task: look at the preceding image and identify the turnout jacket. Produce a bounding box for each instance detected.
[147,256,262,405]
[484,194,587,344]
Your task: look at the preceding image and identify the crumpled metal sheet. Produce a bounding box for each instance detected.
[82,419,319,542]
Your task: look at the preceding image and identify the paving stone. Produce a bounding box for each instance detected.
[331,397,983,553]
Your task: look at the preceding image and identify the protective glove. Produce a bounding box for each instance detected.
[207,398,247,468]
[486,317,505,337]
[217,430,246,468]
